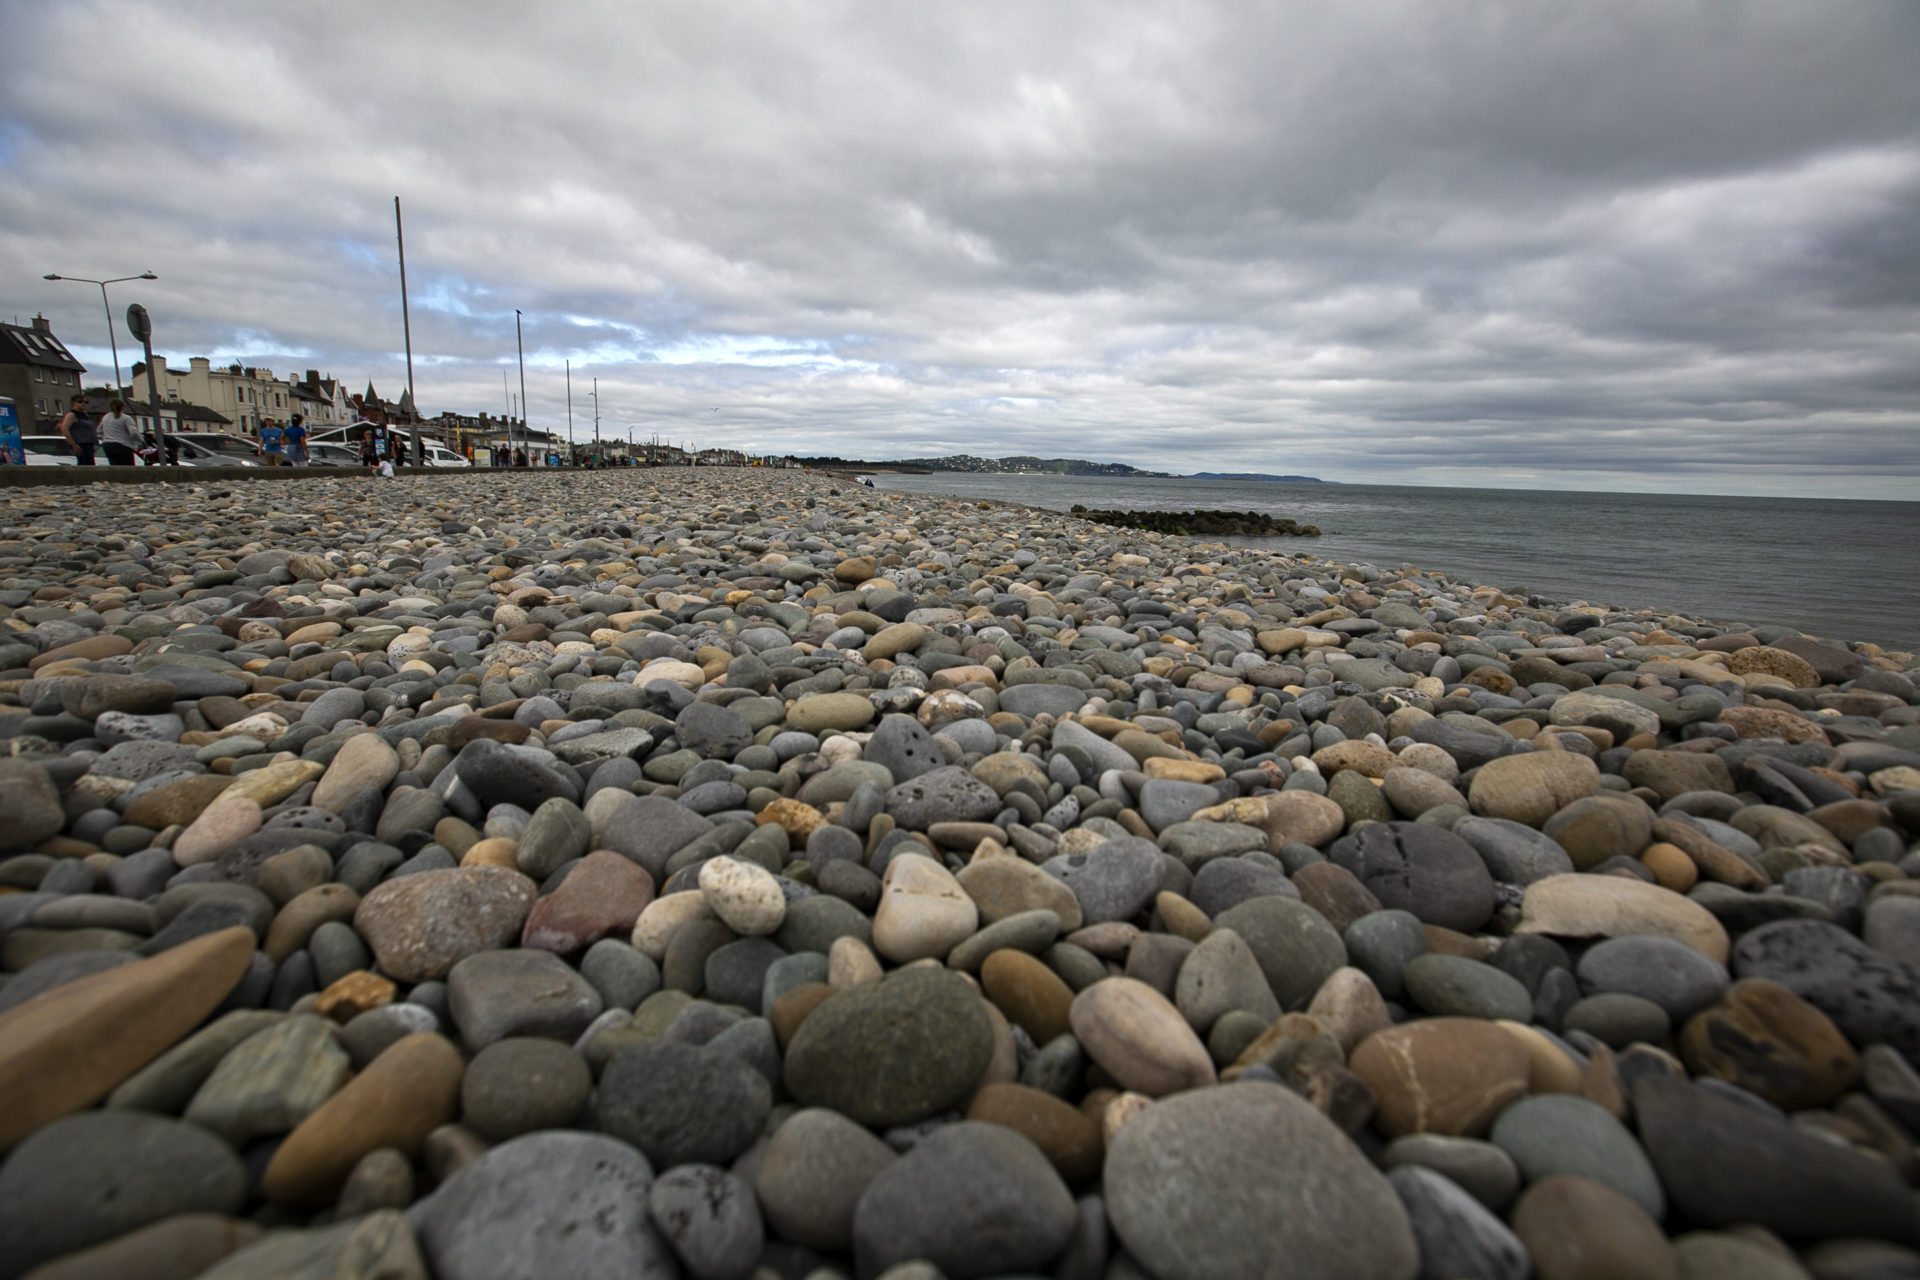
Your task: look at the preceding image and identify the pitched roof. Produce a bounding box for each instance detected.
[0,321,87,373]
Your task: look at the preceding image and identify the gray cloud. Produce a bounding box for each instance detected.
[2,0,1916,496]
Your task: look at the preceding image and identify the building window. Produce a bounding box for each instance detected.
[34,367,44,382]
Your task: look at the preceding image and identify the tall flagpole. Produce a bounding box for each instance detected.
[394,197,421,465]
[515,309,529,465]
[565,359,573,461]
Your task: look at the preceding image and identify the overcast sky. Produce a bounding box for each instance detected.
[3,1,1917,497]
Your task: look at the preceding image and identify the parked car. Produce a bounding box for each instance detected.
[20,436,75,466]
[424,445,472,468]
[305,442,363,467]
[169,432,261,466]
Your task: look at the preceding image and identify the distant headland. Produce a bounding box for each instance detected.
[798,453,1331,482]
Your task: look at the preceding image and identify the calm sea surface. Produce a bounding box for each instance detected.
[862,473,1920,653]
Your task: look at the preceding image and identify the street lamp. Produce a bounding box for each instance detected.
[43,271,158,394]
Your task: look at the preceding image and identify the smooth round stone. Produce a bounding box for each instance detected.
[1381,1134,1522,1211]
[1070,976,1216,1097]
[1342,908,1427,1001]
[1542,792,1656,871]
[966,1081,1104,1182]
[460,1037,592,1140]
[1563,992,1671,1049]
[0,926,258,1151]
[1511,1175,1679,1280]
[1517,873,1730,964]
[513,797,591,880]
[1387,1164,1529,1280]
[646,1163,763,1280]
[521,850,657,956]
[353,866,538,983]
[1575,934,1728,1020]
[945,908,1062,973]
[704,936,787,1012]
[1187,856,1297,917]
[1677,977,1860,1110]
[1453,815,1576,885]
[1173,927,1282,1033]
[1325,821,1495,933]
[773,893,874,955]
[1105,1082,1418,1280]
[311,733,400,812]
[698,855,786,936]
[447,948,604,1051]
[0,1110,247,1275]
[339,1002,441,1069]
[1403,954,1533,1022]
[753,1107,898,1252]
[981,949,1077,1046]
[1350,1019,1532,1137]
[871,853,978,963]
[173,795,265,866]
[408,1131,677,1280]
[1490,1094,1665,1219]
[1732,919,1920,1059]
[262,1031,464,1208]
[1469,752,1603,827]
[783,967,994,1127]
[1671,1232,1820,1280]
[338,1149,417,1218]
[1211,895,1347,1009]
[598,1039,771,1169]
[1633,1072,1917,1244]
[182,1011,351,1146]
[853,1121,1076,1280]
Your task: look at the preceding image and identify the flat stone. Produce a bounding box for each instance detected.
[1403,954,1533,1021]
[956,854,1084,932]
[1517,873,1730,964]
[599,795,716,880]
[1387,1164,1529,1280]
[1732,918,1920,1059]
[183,1012,351,1146]
[1105,1082,1418,1280]
[0,759,68,851]
[1634,1072,1916,1244]
[11,1213,262,1280]
[192,1209,425,1280]
[1453,816,1576,885]
[262,1032,465,1208]
[0,925,256,1150]
[0,1110,247,1276]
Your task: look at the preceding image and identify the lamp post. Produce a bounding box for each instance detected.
[515,310,529,466]
[43,271,157,394]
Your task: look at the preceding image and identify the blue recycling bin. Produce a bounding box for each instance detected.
[0,397,22,465]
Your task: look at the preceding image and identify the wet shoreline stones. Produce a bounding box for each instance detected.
[0,467,1917,1277]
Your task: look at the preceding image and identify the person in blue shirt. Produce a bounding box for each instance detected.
[284,415,309,465]
[257,421,287,465]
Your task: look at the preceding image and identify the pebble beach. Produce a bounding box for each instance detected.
[0,466,1917,1280]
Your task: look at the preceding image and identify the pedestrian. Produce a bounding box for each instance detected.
[58,394,97,465]
[257,419,287,465]
[359,430,378,468]
[285,414,309,465]
[98,399,141,466]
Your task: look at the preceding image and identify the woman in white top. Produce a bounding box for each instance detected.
[98,400,141,466]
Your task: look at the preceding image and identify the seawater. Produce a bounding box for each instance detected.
[862,473,1920,653]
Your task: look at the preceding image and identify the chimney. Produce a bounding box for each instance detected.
[306,369,320,386]
[30,314,51,333]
